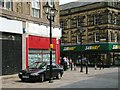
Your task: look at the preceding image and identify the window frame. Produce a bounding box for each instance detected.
[31,0,40,18]
[1,0,12,10]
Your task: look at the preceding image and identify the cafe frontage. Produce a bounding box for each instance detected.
[60,42,120,66]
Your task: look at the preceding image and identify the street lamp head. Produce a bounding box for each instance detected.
[43,2,51,16]
[50,3,57,17]
[43,2,57,18]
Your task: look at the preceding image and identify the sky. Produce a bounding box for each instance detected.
[59,0,78,5]
[59,0,119,5]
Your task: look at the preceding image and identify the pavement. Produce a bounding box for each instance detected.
[1,66,119,89]
[1,74,18,79]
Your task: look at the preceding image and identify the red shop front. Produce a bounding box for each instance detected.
[26,35,60,68]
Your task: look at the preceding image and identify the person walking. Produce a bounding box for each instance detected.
[69,58,73,71]
[73,59,77,71]
[63,57,67,71]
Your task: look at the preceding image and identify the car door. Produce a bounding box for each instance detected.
[52,63,58,77]
[45,65,50,79]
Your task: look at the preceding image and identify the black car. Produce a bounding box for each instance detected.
[18,61,64,82]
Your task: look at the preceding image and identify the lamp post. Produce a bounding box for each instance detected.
[43,2,57,83]
[77,26,83,72]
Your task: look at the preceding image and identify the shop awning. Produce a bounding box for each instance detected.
[60,42,120,53]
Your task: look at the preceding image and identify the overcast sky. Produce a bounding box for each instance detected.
[59,0,115,5]
[59,0,77,5]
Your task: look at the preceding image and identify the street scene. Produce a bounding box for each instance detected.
[1,67,119,88]
[0,0,120,90]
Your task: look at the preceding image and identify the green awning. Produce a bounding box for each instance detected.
[60,42,120,52]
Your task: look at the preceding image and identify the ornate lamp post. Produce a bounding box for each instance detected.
[43,2,57,83]
[77,26,83,72]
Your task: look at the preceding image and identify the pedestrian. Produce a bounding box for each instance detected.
[73,59,77,71]
[63,57,68,71]
[101,56,104,69]
[66,57,70,69]
[94,57,97,70]
[69,58,73,71]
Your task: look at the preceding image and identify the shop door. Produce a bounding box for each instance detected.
[2,33,22,75]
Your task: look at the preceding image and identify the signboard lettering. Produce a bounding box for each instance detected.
[112,45,120,49]
[63,47,76,51]
[85,45,100,50]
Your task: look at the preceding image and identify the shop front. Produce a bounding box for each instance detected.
[26,35,60,66]
[0,17,22,75]
[60,42,120,66]
[25,22,61,68]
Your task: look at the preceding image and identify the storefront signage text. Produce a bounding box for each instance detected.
[85,45,100,50]
[63,47,76,51]
[112,45,120,50]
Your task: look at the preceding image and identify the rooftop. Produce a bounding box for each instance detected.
[60,1,98,10]
[60,0,119,10]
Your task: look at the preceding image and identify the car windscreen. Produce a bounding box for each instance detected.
[29,62,46,69]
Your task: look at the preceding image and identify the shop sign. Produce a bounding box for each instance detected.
[63,47,76,51]
[85,45,100,50]
[112,45,120,50]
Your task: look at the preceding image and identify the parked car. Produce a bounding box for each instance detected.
[18,61,64,82]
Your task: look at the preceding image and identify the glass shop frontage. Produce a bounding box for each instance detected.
[60,42,120,66]
[26,35,60,67]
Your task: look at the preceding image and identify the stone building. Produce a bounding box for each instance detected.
[0,0,61,75]
[60,1,120,66]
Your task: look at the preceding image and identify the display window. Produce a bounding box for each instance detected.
[28,49,55,66]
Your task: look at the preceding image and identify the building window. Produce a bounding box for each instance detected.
[88,15,94,26]
[117,15,120,25]
[76,35,80,44]
[71,17,77,28]
[32,0,40,18]
[110,31,116,42]
[77,16,85,27]
[60,20,67,29]
[1,0,12,10]
[60,21,64,29]
[108,13,112,24]
[115,33,117,42]
[0,0,2,8]
[94,32,99,42]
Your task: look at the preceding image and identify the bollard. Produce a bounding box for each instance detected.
[86,60,88,74]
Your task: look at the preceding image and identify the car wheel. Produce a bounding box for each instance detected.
[21,78,25,82]
[56,72,61,79]
[40,74,45,82]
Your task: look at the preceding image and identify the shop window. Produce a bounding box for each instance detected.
[28,49,56,66]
